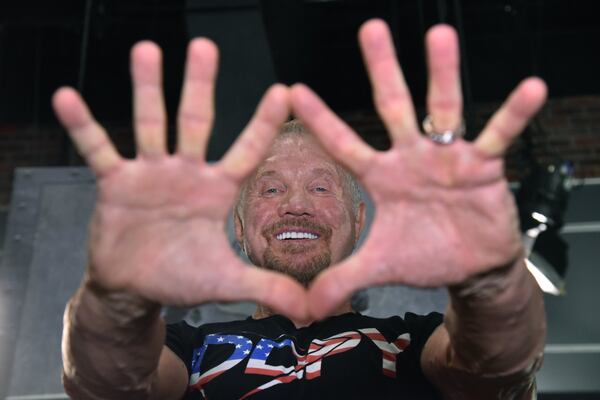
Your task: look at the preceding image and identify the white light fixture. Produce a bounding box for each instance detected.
[525,258,564,296]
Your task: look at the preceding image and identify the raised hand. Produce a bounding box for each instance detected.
[291,20,547,319]
[53,39,308,321]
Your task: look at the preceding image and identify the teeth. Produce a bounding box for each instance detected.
[276,231,319,240]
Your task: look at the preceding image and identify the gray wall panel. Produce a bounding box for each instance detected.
[536,231,600,393]
[0,170,43,400]
[564,182,600,223]
[544,232,600,345]
[537,353,600,393]
[0,169,93,400]
[7,183,94,396]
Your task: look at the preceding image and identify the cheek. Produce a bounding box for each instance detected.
[315,198,353,230]
[243,202,277,239]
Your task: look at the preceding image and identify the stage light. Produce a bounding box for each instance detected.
[517,160,573,295]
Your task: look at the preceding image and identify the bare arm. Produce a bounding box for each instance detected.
[422,259,545,399]
[290,19,548,398]
[61,281,188,400]
[54,37,304,399]
[156,347,190,400]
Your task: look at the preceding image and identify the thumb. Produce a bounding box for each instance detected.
[308,255,367,320]
[218,266,309,323]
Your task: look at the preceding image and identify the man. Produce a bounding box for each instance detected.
[55,19,546,399]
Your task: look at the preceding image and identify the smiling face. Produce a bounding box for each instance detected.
[235,131,365,286]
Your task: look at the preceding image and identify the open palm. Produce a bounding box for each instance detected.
[292,20,547,319]
[53,39,308,320]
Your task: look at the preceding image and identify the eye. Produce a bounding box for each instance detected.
[265,188,280,194]
[311,185,332,194]
[309,179,334,194]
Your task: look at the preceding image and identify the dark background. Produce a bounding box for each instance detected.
[0,1,599,399]
[0,0,599,158]
[2,0,600,121]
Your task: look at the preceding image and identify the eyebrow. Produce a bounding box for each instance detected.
[254,170,281,181]
[308,167,339,181]
[255,167,338,181]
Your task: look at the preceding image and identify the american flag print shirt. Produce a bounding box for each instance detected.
[166,312,443,400]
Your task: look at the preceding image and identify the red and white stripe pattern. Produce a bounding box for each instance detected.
[245,338,305,376]
[359,328,411,378]
[241,331,361,398]
[189,327,412,398]
[305,331,362,379]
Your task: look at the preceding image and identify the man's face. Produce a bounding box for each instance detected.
[235,134,365,286]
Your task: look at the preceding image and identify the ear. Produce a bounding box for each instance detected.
[234,210,245,250]
[354,202,366,242]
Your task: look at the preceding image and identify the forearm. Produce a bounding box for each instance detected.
[444,257,545,377]
[62,276,165,399]
[422,258,545,399]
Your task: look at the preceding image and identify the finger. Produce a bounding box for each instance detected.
[290,83,376,177]
[307,255,367,320]
[177,38,218,160]
[425,24,463,132]
[358,19,419,144]
[219,84,290,182]
[475,78,547,157]
[52,87,122,175]
[221,266,309,323]
[131,41,167,157]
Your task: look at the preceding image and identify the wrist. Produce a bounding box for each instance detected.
[75,276,161,340]
[62,278,165,397]
[444,257,546,375]
[448,254,530,310]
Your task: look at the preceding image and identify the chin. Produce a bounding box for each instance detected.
[261,248,332,287]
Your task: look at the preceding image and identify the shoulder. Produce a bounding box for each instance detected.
[166,315,296,343]
[310,312,443,347]
[337,312,443,332]
[166,317,267,341]
[401,312,444,335]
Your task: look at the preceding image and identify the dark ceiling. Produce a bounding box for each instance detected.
[0,0,599,124]
[262,0,600,110]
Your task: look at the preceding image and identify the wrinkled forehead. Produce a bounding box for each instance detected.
[253,133,341,180]
[268,133,329,158]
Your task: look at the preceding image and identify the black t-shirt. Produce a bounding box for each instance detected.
[166,312,444,400]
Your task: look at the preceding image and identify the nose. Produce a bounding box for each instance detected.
[277,188,315,217]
